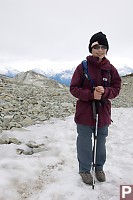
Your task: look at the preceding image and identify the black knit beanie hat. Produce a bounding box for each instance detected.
[89,32,109,53]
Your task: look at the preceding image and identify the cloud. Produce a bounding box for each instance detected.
[0,0,133,61]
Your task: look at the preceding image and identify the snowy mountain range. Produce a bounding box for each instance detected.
[0,66,20,77]
[33,68,76,86]
[0,65,133,86]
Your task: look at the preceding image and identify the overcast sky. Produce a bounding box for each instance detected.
[0,0,133,71]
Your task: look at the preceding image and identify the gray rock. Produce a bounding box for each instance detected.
[0,134,10,144]
[26,141,44,148]
[9,137,21,145]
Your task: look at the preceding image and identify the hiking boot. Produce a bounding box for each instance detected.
[95,170,106,182]
[79,172,93,185]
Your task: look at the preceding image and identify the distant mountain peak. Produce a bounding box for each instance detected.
[12,70,65,88]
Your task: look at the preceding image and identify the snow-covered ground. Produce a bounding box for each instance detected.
[0,108,133,200]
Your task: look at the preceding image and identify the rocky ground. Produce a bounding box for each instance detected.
[0,72,75,132]
[0,72,132,132]
[111,74,133,107]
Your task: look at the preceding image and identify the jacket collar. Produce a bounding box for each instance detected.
[86,55,111,70]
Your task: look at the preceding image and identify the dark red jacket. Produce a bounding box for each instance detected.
[70,56,121,127]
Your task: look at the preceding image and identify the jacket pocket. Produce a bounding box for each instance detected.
[105,100,111,116]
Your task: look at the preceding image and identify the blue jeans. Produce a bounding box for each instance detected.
[77,124,108,173]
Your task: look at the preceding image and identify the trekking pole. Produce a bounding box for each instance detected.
[92,113,98,190]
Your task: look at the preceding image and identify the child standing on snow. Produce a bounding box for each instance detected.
[70,32,121,185]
